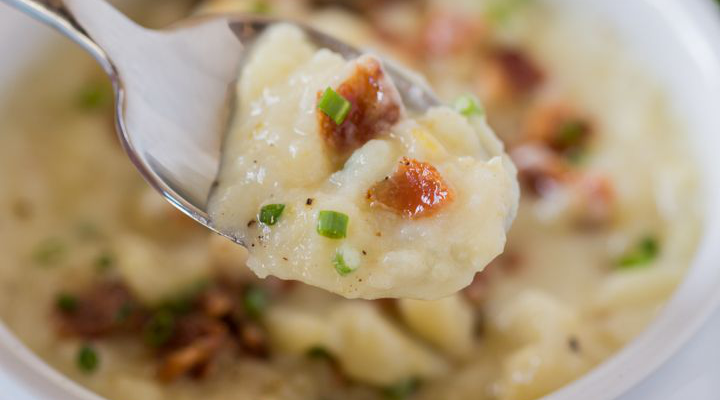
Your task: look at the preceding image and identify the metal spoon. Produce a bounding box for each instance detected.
[2,0,440,240]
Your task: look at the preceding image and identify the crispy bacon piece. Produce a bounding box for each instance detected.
[157,314,228,382]
[367,157,453,219]
[493,48,544,95]
[570,173,615,228]
[525,103,593,153]
[510,143,569,196]
[237,322,269,358]
[54,278,278,383]
[198,287,234,318]
[317,57,401,154]
[479,48,544,102]
[54,282,143,338]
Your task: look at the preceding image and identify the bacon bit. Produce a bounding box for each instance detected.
[238,322,269,358]
[367,158,453,219]
[375,298,399,318]
[317,57,401,155]
[525,103,593,153]
[199,288,234,318]
[570,173,615,228]
[421,11,485,57]
[493,48,544,94]
[157,330,226,382]
[54,282,143,338]
[157,315,228,382]
[510,143,569,196]
[478,48,543,102]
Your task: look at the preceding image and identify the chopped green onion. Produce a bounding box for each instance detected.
[565,148,586,165]
[75,221,102,240]
[259,204,285,226]
[306,346,333,360]
[56,293,78,313]
[243,285,267,319]
[78,80,113,111]
[486,0,534,24]
[333,247,360,276]
[95,252,114,271]
[556,120,587,148]
[77,344,99,373]
[618,236,660,268]
[318,87,351,125]
[32,238,65,266]
[114,301,133,323]
[144,310,175,347]
[159,279,210,315]
[317,211,349,239]
[454,94,484,117]
[251,0,271,14]
[383,377,422,400]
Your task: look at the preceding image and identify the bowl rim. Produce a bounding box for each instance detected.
[0,0,719,399]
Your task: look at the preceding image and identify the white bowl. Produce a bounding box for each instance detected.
[1,1,719,399]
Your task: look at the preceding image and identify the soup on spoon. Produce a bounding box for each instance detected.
[209,24,519,299]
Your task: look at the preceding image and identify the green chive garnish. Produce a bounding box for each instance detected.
[144,310,175,347]
[56,293,78,313]
[383,377,422,400]
[33,238,65,266]
[251,0,271,13]
[114,301,133,323]
[259,204,285,226]
[486,0,533,24]
[78,80,113,111]
[556,120,587,148]
[95,252,114,271]
[318,87,351,125]
[454,94,484,117]
[333,248,360,276]
[243,285,267,319]
[317,211,349,239]
[306,346,333,360]
[618,236,660,268]
[77,345,99,373]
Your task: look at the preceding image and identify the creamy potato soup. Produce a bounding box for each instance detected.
[209,24,518,300]
[0,1,701,400]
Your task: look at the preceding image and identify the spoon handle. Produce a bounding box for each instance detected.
[0,0,114,74]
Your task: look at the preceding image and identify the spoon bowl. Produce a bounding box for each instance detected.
[2,0,440,243]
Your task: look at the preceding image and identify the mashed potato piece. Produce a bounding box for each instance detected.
[208,25,519,299]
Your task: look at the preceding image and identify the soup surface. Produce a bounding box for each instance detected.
[0,1,701,400]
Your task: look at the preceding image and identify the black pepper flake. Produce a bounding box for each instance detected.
[282,257,288,261]
[568,336,581,353]
[247,220,257,228]
[306,198,314,206]
[362,250,367,256]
